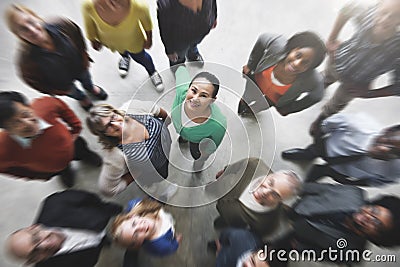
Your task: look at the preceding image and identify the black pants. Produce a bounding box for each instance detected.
[59,136,93,173]
[307,164,368,186]
[73,136,93,160]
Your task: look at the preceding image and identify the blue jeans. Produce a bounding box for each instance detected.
[169,37,204,67]
[122,50,156,75]
[68,70,94,101]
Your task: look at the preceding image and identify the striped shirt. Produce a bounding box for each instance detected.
[118,114,171,174]
[335,4,400,86]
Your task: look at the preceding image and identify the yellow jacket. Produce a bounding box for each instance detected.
[82,0,153,53]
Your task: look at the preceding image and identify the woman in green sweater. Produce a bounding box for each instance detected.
[171,66,227,171]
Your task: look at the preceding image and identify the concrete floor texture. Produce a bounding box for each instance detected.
[0,0,399,266]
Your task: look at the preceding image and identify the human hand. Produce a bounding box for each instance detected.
[176,233,183,244]
[91,40,103,51]
[242,65,251,75]
[143,38,152,49]
[325,39,341,55]
[211,19,217,29]
[215,166,227,179]
[167,53,179,62]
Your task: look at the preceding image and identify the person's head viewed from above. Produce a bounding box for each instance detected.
[5,4,49,46]
[348,195,400,247]
[185,71,220,116]
[111,199,162,248]
[0,91,40,138]
[369,125,400,160]
[6,224,66,264]
[249,170,302,208]
[281,31,326,77]
[86,104,126,149]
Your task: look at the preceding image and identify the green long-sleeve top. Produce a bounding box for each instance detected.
[171,66,227,154]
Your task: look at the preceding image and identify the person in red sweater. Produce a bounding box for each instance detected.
[0,91,102,187]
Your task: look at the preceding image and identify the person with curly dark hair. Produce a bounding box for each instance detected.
[239,31,326,116]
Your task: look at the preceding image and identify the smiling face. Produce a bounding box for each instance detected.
[283,47,315,75]
[7,224,65,264]
[185,77,216,114]
[4,102,40,138]
[251,172,298,208]
[99,112,124,138]
[117,216,156,247]
[11,9,47,46]
[351,205,393,238]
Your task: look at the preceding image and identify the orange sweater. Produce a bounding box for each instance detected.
[255,66,291,104]
[0,97,81,180]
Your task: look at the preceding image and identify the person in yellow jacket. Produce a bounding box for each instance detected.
[82,0,164,91]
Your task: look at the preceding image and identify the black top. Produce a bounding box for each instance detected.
[157,0,217,54]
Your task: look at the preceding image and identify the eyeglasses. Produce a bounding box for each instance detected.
[363,206,384,232]
[249,175,282,206]
[27,229,51,263]
[102,113,118,134]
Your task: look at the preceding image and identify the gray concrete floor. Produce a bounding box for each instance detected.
[1,0,400,266]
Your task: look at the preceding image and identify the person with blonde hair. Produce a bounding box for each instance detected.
[111,198,181,264]
[86,101,173,197]
[5,4,107,111]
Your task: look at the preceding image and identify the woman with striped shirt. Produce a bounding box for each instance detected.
[86,102,171,196]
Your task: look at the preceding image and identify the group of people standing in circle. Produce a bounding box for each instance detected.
[2,0,400,267]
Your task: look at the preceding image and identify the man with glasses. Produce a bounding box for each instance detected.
[271,183,400,265]
[282,113,400,186]
[213,158,302,236]
[6,190,122,267]
[0,91,102,187]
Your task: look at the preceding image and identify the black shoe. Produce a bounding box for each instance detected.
[213,217,227,230]
[187,53,204,66]
[81,150,103,167]
[79,97,93,112]
[59,165,76,188]
[118,55,130,78]
[281,148,315,161]
[178,136,188,143]
[90,85,108,100]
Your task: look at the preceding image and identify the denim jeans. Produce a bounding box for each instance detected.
[122,50,156,75]
[169,37,204,67]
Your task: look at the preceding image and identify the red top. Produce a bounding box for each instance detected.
[0,97,82,180]
[255,66,292,104]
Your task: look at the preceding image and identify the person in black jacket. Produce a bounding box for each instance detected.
[157,0,217,67]
[6,190,122,267]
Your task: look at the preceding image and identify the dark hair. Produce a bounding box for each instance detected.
[0,91,29,128]
[368,195,400,247]
[284,31,326,70]
[189,72,220,98]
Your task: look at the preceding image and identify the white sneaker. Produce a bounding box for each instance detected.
[150,71,164,92]
[118,56,130,78]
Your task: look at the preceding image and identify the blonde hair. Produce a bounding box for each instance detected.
[86,104,126,149]
[5,4,43,37]
[111,198,162,248]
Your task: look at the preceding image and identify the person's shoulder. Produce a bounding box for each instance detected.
[210,104,227,125]
[0,130,11,147]
[132,0,150,10]
[32,96,65,109]
[82,0,95,10]
[157,0,173,10]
